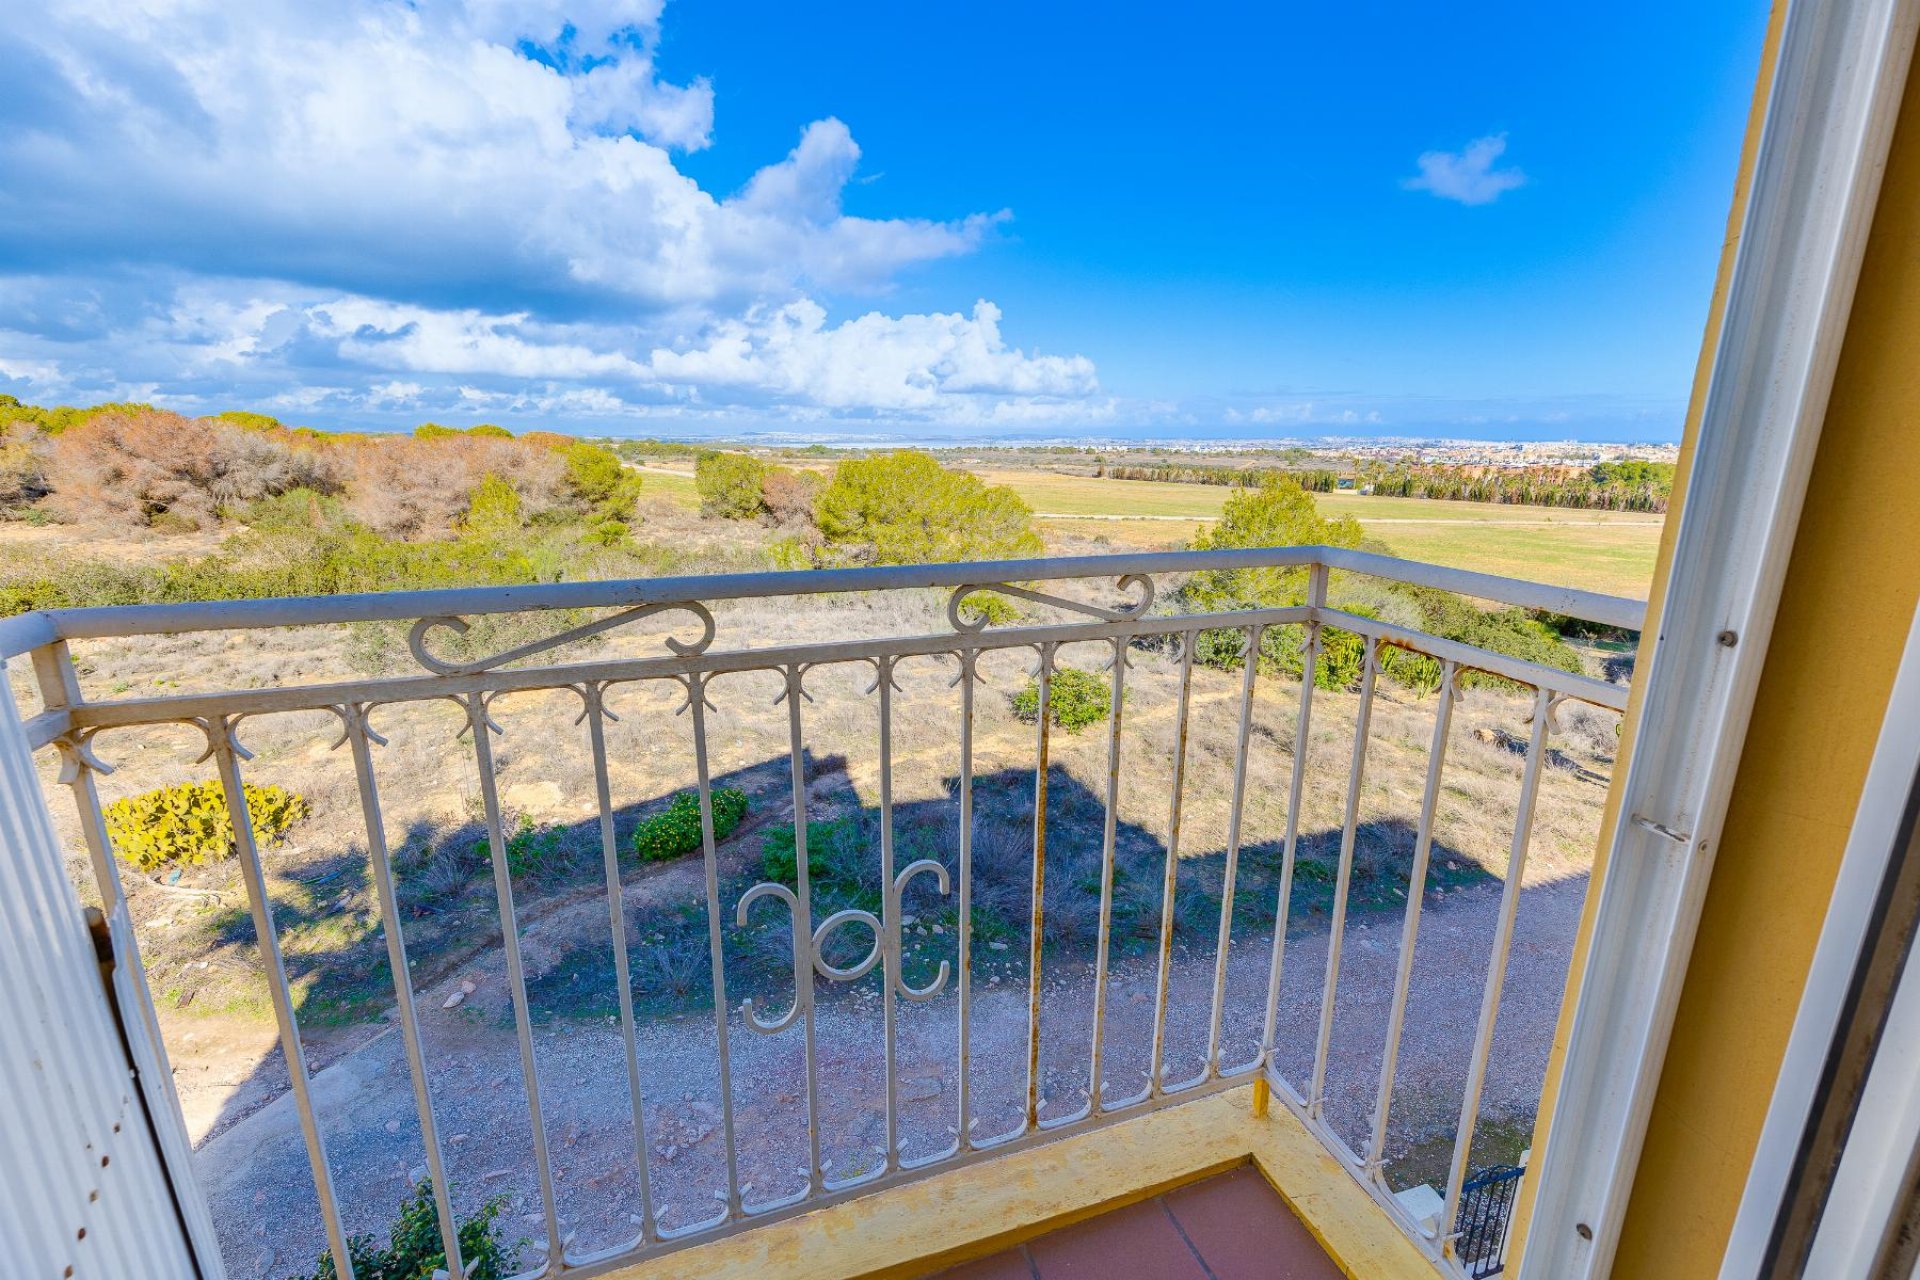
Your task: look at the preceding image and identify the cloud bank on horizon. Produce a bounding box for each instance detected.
[0,1,1755,441]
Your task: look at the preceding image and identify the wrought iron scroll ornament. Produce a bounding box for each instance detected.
[736,859,953,1033]
[408,600,717,676]
[947,573,1156,634]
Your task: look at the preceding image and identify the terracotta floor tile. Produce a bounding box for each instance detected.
[1026,1198,1208,1280]
[930,1246,1038,1280]
[1162,1165,1343,1280]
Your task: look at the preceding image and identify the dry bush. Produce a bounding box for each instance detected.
[0,423,50,512]
[46,408,337,529]
[344,435,567,539]
[761,466,824,528]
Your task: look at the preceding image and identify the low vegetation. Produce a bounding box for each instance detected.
[291,1178,513,1280]
[1012,665,1113,732]
[1176,474,1582,691]
[104,780,309,873]
[632,787,749,862]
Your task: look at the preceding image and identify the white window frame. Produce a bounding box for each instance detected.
[1521,0,1920,1274]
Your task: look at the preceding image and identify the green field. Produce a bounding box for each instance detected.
[975,469,1661,599]
[629,461,1663,601]
[632,464,699,505]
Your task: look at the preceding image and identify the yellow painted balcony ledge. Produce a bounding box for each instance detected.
[601,1085,1442,1280]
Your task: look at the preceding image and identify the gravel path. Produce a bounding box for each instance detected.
[198,876,1584,1278]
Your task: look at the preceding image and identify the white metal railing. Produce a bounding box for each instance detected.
[0,546,1642,1279]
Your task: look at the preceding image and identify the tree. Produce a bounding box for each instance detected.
[1182,475,1363,610]
[564,442,642,515]
[814,450,1042,565]
[696,450,770,519]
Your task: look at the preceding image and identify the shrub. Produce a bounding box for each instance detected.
[632,787,748,862]
[0,423,50,513]
[463,473,524,535]
[1012,665,1112,732]
[291,1178,513,1280]
[211,410,281,431]
[345,436,565,540]
[760,465,824,527]
[956,590,1022,626]
[760,814,866,891]
[696,451,770,519]
[814,450,1041,565]
[0,395,156,435]
[475,814,563,879]
[563,441,643,523]
[47,408,337,529]
[104,780,310,873]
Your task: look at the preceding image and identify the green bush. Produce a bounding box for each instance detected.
[473,814,564,879]
[632,787,748,862]
[291,1178,513,1280]
[564,441,643,522]
[956,590,1022,626]
[104,780,309,873]
[814,450,1041,565]
[760,814,867,893]
[1011,665,1112,732]
[695,451,770,520]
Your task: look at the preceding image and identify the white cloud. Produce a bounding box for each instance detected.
[650,299,1098,410]
[1403,134,1526,206]
[0,275,1107,428]
[0,1,988,309]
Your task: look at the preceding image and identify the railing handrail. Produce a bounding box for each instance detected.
[0,545,1644,661]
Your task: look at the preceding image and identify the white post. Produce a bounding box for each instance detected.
[0,660,200,1278]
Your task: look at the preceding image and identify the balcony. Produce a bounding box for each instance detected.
[0,545,1640,1280]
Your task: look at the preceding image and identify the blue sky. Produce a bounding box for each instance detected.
[0,1,1769,441]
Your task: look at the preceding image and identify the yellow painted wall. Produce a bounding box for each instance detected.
[1518,10,1920,1273]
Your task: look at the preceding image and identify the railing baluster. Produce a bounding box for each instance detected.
[876,656,900,1172]
[346,704,465,1278]
[209,717,355,1280]
[581,684,657,1241]
[782,665,823,1194]
[1147,632,1197,1097]
[1441,687,1553,1254]
[1310,640,1381,1117]
[1202,624,1264,1083]
[1365,660,1462,1177]
[1025,644,1055,1132]
[686,675,744,1217]
[1086,635,1130,1115]
[1260,614,1323,1086]
[462,693,563,1261]
[955,650,977,1150]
